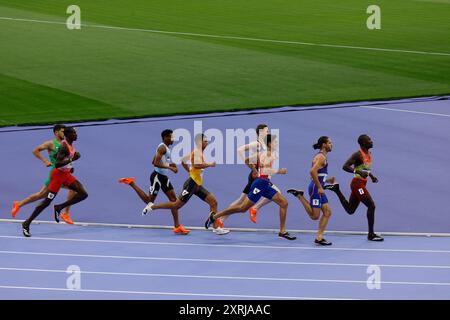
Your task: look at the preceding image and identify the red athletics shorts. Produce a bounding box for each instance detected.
[48,169,77,194]
[350,177,371,201]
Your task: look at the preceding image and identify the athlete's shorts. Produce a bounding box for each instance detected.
[149,171,174,196]
[179,177,210,203]
[247,178,278,203]
[350,178,371,201]
[242,171,257,194]
[48,169,77,194]
[308,180,328,208]
[44,167,55,187]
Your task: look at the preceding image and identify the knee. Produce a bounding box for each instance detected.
[311,214,320,221]
[280,198,288,209]
[210,198,218,208]
[324,209,332,218]
[80,191,88,200]
[175,200,184,209]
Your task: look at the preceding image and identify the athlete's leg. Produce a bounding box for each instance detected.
[317,203,332,241]
[203,193,218,214]
[252,197,271,211]
[288,188,321,220]
[270,192,289,234]
[17,185,48,207]
[330,185,360,214]
[165,189,180,227]
[54,181,88,212]
[360,193,376,235]
[214,197,254,220]
[23,193,54,228]
[62,188,76,214]
[128,180,153,204]
[152,198,185,210]
[222,193,247,222]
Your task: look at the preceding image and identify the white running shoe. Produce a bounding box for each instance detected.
[213,227,230,235]
[142,202,154,216]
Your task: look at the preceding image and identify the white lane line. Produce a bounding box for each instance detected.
[1,16,450,57]
[1,267,449,286]
[360,105,450,118]
[0,285,354,300]
[1,235,449,254]
[1,250,449,269]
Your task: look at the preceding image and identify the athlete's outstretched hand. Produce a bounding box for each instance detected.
[278,168,287,175]
[209,162,216,168]
[371,175,378,183]
[44,160,52,167]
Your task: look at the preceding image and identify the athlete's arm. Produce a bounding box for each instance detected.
[32,140,53,167]
[310,154,326,194]
[181,154,191,173]
[238,141,259,169]
[153,145,177,173]
[369,173,378,183]
[244,153,259,176]
[191,152,215,169]
[343,152,369,178]
[54,143,79,168]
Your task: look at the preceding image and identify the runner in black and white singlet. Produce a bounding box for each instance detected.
[118,129,189,235]
[143,133,229,235]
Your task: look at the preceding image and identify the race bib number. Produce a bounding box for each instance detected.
[358,188,365,195]
[253,188,261,195]
[47,192,56,200]
[181,190,189,196]
[313,199,320,206]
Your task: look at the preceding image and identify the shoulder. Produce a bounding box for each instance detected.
[157,144,167,154]
[352,151,363,160]
[313,153,326,162]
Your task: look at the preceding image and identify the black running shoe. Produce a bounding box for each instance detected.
[368,233,384,241]
[54,205,61,223]
[279,232,297,241]
[22,222,31,238]
[315,238,332,246]
[204,211,215,230]
[287,189,304,197]
[324,184,340,192]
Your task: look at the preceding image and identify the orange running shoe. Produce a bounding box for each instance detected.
[216,218,224,228]
[173,225,190,235]
[12,201,21,219]
[249,207,258,224]
[118,177,135,185]
[60,213,74,225]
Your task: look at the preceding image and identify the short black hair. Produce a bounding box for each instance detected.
[63,126,76,137]
[358,134,370,146]
[161,129,173,140]
[256,124,268,134]
[53,124,66,133]
[313,136,329,150]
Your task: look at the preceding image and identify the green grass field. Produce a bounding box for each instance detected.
[0,0,449,126]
